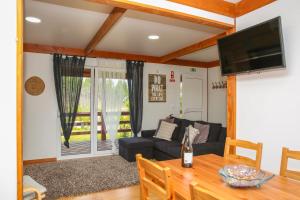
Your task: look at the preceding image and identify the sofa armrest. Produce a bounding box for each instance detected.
[141,130,156,138]
[192,142,225,157]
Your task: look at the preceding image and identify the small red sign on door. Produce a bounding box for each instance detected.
[170,71,175,82]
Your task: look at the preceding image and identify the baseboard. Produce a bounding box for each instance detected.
[23,157,57,165]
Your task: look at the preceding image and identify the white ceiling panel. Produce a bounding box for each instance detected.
[179,45,219,62]
[96,10,223,56]
[25,0,225,59]
[24,0,111,48]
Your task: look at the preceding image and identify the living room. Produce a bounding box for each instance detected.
[2,0,300,199]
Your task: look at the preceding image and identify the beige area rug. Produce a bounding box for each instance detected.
[24,155,139,199]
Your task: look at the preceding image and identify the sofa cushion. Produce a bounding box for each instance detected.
[181,125,199,144]
[218,127,227,143]
[199,121,222,142]
[119,137,153,149]
[177,119,195,143]
[155,121,177,141]
[154,117,175,136]
[193,122,210,144]
[154,140,181,158]
[170,117,182,141]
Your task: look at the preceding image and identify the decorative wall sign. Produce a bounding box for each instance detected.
[25,76,45,96]
[169,71,175,82]
[148,74,166,102]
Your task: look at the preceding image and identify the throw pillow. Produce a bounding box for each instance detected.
[177,119,194,143]
[181,125,200,144]
[154,117,175,136]
[193,122,210,144]
[199,121,222,142]
[155,121,177,141]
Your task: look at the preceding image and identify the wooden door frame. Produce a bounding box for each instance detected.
[227,76,236,140]
[17,0,24,199]
[16,1,237,198]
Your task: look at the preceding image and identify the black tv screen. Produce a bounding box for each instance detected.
[218,17,285,76]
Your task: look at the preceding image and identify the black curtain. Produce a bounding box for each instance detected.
[53,54,86,148]
[126,60,144,137]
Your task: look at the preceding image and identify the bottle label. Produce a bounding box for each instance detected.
[184,152,193,164]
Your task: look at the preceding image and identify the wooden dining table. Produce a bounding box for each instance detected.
[157,154,300,200]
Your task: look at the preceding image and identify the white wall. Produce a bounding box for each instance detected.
[208,66,227,126]
[142,63,208,130]
[23,53,209,159]
[0,0,17,199]
[236,0,300,173]
[23,53,58,160]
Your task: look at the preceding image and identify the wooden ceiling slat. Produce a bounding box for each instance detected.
[24,43,212,68]
[160,32,226,63]
[85,7,126,54]
[169,0,236,17]
[206,60,220,68]
[235,0,276,17]
[86,0,234,30]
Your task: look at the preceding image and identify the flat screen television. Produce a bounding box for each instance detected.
[217,17,285,76]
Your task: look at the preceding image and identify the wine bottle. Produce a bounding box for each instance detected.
[181,127,193,168]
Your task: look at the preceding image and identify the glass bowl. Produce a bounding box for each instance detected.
[219,165,274,188]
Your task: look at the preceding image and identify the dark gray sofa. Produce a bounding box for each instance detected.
[119,117,227,162]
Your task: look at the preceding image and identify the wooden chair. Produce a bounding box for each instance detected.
[224,137,263,169]
[190,182,222,200]
[136,154,174,200]
[280,147,300,181]
[23,175,46,200]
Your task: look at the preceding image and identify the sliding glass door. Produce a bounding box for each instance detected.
[60,68,131,158]
[94,69,131,155]
[60,73,92,157]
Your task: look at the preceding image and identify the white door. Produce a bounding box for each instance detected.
[182,75,203,121]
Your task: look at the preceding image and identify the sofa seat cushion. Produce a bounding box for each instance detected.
[199,121,222,142]
[119,137,154,162]
[119,137,153,149]
[154,140,181,158]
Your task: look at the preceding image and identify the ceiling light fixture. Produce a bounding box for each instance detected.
[148,35,160,40]
[25,16,41,23]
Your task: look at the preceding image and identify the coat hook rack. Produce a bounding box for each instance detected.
[212,81,227,90]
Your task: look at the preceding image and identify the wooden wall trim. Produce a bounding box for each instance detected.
[17,0,24,198]
[86,0,234,30]
[235,0,276,17]
[169,0,236,17]
[160,32,226,63]
[85,7,126,54]
[24,43,211,68]
[226,25,236,141]
[23,158,57,166]
[227,76,236,140]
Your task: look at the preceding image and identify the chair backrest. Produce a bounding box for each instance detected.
[190,182,221,200]
[280,147,300,181]
[136,154,174,200]
[224,137,263,169]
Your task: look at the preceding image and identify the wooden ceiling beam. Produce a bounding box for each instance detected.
[85,7,126,55]
[235,0,276,17]
[86,0,234,30]
[205,60,220,68]
[169,0,236,18]
[24,43,210,68]
[160,32,227,63]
